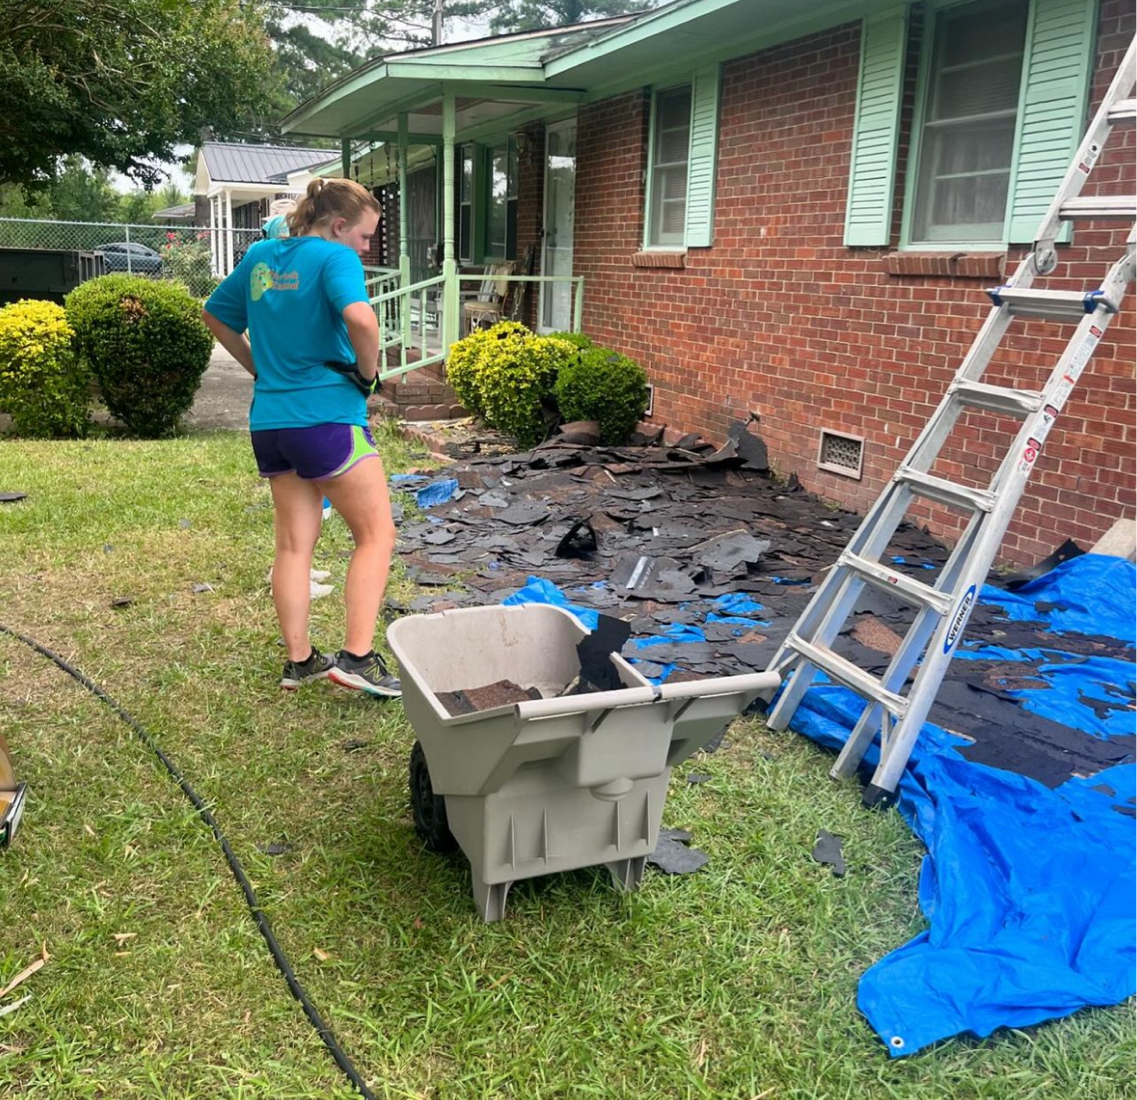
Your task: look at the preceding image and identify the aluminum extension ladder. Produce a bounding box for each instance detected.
[765,37,1137,808]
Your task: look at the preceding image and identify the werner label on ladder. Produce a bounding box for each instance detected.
[764,37,1136,809]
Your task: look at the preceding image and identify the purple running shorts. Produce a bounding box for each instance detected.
[251,423,378,481]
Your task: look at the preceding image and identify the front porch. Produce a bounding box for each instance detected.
[280,27,609,382]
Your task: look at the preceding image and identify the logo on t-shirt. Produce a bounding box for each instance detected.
[250,262,301,301]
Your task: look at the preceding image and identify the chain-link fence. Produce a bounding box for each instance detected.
[0,217,262,300]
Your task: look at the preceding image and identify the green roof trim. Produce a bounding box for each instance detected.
[281,0,920,141]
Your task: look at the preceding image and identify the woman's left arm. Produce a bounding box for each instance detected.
[202,310,256,378]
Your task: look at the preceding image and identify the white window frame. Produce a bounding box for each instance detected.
[644,83,693,250]
[901,0,1030,250]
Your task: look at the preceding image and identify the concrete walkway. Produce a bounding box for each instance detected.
[186,344,253,432]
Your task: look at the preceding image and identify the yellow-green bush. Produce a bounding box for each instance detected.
[0,299,90,438]
[446,321,576,447]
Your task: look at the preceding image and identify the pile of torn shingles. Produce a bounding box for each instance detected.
[392,419,945,665]
[391,421,1135,790]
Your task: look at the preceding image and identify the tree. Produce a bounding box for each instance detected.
[0,0,277,188]
[251,1,491,133]
[49,158,122,223]
[487,0,654,34]
[118,181,187,226]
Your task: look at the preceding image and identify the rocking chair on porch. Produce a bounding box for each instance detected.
[462,262,514,335]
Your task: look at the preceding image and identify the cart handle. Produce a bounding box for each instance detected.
[657,670,781,700]
[515,685,660,721]
[513,671,781,722]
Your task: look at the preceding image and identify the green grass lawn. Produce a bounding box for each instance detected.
[0,431,1131,1100]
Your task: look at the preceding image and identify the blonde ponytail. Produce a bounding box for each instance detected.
[287,177,381,235]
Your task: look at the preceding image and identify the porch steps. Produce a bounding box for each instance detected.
[374,357,468,422]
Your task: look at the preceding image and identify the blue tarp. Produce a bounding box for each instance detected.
[787,554,1136,1055]
[389,473,459,509]
[503,556,1137,1056]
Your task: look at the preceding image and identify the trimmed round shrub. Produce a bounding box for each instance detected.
[66,275,214,437]
[0,299,90,438]
[554,343,649,445]
[446,321,576,447]
[546,330,594,351]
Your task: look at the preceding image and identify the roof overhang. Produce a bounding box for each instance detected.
[281,0,903,142]
[544,0,897,93]
[280,17,635,141]
[204,182,305,202]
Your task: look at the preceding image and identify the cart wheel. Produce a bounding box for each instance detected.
[409,741,457,853]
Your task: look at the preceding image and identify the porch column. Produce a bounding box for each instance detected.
[341,138,352,179]
[441,89,459,352]
[210,194,219,275]
[224,189,234,275]
[397,112,411,343]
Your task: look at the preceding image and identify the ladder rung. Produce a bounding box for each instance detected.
[785,634,908,716]
[1059,195,1137,220]
[1108,98,1137,123]
[840,551,954,615]
[987,286,1121,321]
[950,379,1043,418]
[895,468,997,513]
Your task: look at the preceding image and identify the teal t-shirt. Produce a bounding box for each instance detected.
[204,236,370,430]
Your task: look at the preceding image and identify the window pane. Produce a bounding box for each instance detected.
[660,90,692,131]
[649,86,692,246]
[910,0,1027,243]
[941,4,1027,66]
[661,198,686,236]
[660,165,688,201]
[460,146,473,202]
[934,62,1025,120]
[487,145,508,257]
[459,208,471,261]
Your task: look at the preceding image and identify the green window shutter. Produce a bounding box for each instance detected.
[684,64,720,248]
[1005,0,1096,244]
[844,11,908,247]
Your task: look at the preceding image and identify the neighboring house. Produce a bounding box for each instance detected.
[153,202,196,224]
[283,0,1134,564]
[193,141,337,274]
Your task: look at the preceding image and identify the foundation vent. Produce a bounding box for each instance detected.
[817,430,864,479]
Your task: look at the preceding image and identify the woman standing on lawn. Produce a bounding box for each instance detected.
[202,177,401,698]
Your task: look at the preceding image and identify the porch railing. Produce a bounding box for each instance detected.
[368,272,585,383]
[372,273,448,379]
[457,273,585,336]
[363,266,403,354]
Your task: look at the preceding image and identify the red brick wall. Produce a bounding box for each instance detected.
[569,0,1135,565]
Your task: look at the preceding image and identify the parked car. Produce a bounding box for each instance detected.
[95,242,163,276]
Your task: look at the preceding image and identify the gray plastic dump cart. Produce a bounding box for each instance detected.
[388,604,780,921]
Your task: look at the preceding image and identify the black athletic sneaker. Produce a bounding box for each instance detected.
[281,647,335,690]
[328,650,403,698]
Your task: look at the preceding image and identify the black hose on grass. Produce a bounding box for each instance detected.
[0,624,378,1100]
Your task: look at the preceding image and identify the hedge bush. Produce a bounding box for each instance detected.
[160,235,220,299]
[446,321,576,447]
[554,342,649,445]
[0,299,90,438]
[66,275,214,438]
[546,330,594,351]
